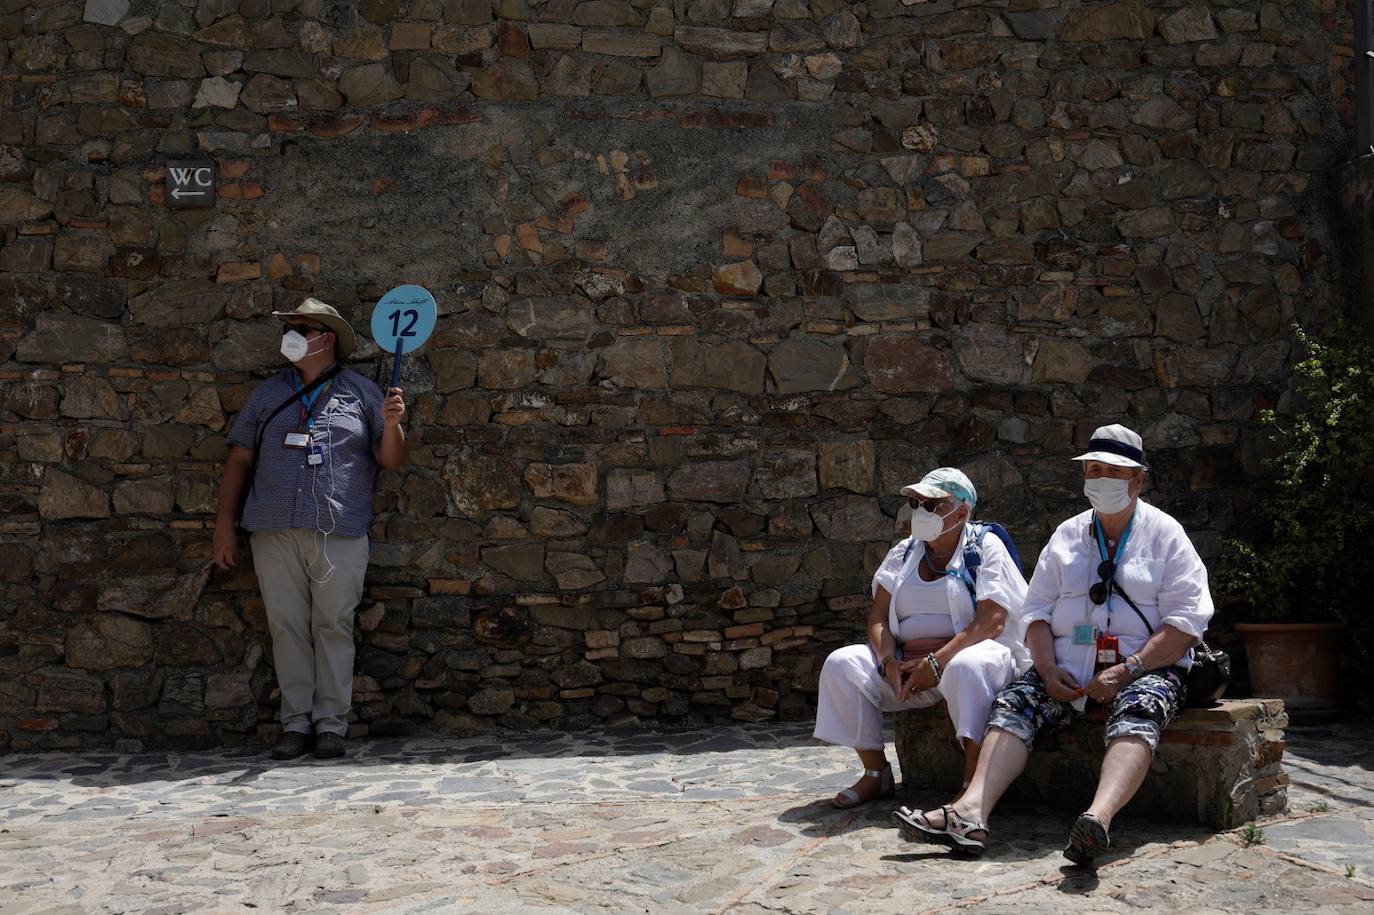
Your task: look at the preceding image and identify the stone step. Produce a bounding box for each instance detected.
[895,698,1288,829]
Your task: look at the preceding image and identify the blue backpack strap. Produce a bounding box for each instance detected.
[981,521,1021,570]
[956,523,986,602]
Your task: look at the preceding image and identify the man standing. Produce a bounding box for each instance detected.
[212,298,407,760]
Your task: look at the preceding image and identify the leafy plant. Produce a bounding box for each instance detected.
[1347,864,1357,878]
[1217,326,1374,623]
[1308,800,1331,814]
[1241,823,1266,847]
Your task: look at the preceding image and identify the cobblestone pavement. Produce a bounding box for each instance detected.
[1,722,1371,914]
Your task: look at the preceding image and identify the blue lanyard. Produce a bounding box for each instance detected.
[291,375,330,431]
[1093,510,1135,625]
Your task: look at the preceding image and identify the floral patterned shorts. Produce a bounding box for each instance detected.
[986,666,1186,752]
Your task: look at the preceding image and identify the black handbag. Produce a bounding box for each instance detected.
[1111,580,1232,707]
[235,364,342,528]
[1183,640,1232,707]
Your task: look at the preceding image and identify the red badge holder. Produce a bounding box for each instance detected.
[1095,634,1119,672]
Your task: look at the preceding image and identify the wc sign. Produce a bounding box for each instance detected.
[165,160,215,208]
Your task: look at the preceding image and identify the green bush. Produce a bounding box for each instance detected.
[1216,326,1374,623]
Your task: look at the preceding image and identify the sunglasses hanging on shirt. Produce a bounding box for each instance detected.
[1089,559,1115,606]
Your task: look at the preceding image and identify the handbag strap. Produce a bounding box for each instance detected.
[1110,580,1155,636]
[1111,581,1216,655]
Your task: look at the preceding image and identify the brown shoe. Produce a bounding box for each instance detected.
[314,732,346,759]
[271,731,310,760]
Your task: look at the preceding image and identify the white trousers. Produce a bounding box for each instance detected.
[813,641,1017,751]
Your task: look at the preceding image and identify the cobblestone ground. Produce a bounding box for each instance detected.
[1,722,1371,914]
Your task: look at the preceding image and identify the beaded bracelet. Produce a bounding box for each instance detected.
[926,652,943,684]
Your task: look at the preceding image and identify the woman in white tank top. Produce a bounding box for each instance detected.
[814,468,1030,810]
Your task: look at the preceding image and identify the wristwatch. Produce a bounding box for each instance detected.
[879,655,896,677]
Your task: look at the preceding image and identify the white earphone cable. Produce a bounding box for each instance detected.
[307,395,340,585]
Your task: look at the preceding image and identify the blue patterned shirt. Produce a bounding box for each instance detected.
[228,365,385,539]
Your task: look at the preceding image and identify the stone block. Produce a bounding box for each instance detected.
[819,440,875,493]
[39,469,109,520]
[607,469,665,510]
[753,449,817,500]
[524,462,597,505]
[0,186,52,223]
[863,337,954,393]
[1058,0,1153,41]
[545,552,604,589]
[445,449,521,515]
[84,0,129,26]
[674,26,766,59]
[667,461,750,503]
[482,542,545,581]
[670,338,766,393]
[624,540,673,583]
[36,668,107,715]
[599,338,669,389]
[581,31,660,57]
[338,64,403,106]
[768,336,861,394]
[712,260,763,296]
[1031,338,1094,384]
[810,495,888,541]
[895,699,1288,828]
[67,614,155,671]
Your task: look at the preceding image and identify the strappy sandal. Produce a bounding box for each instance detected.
[832,764,895,809]
[940,806,989,856]
[1064,812,1110,866]
[892,804,950,843]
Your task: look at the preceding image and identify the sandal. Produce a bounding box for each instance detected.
[891,804,953,844]
[941,806,989,856]
[832,765,895,809]
[1064,812,1110,866]
[892,805,987,855]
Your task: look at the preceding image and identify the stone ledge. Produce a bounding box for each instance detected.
[895,699,1288,829]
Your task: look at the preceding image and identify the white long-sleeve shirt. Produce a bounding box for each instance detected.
[1019,499,1214,690]
[872,523,1032,673]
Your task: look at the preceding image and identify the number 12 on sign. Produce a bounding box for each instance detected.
[389,308,420,340]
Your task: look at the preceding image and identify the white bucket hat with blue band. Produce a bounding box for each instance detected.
[1072,423,1149,470]
[900,467,977,508]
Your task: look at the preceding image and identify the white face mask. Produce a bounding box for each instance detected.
[910,504,959,542]
[1083,476,1133,514]
[280,329,325,363]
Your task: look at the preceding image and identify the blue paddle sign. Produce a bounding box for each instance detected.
[370,284,437,390]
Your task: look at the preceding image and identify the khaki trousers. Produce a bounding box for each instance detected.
[250,529,368,736]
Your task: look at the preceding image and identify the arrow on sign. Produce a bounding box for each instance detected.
[170,187,208,199]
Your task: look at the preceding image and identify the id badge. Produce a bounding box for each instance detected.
[307,442,325,466]
[1096,634,1119,666]
[1072,624,1096,646]
[283,431,310,449]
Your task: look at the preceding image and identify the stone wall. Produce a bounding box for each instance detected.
[0,0,1356,751]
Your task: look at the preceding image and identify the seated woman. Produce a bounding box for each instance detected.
[896,425,1214,863]
[814,468,1030,808]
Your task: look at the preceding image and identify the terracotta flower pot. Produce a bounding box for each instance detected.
[1234,621,1343,712]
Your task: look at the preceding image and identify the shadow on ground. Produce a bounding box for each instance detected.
[0,721,846,792]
